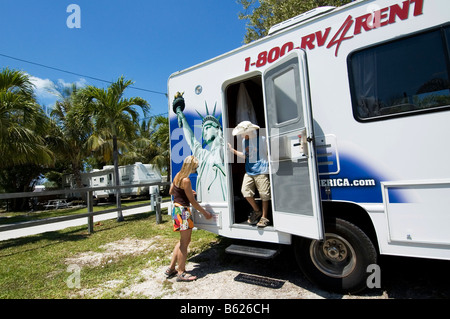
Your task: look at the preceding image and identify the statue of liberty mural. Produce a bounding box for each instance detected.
[172,92,226,202]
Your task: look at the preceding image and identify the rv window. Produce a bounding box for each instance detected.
[273,68,299,123]
[446,26,450,58]
[349,27,450,121]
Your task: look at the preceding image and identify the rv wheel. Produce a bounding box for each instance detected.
[294,218,377,294]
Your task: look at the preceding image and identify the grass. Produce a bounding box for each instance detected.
[0,208,219,299]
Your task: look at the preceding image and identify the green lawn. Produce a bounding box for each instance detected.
[0,209,219,299]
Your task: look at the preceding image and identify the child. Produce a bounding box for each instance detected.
[228,121,271,227]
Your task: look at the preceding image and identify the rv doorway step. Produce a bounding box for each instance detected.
[225,244,279,259]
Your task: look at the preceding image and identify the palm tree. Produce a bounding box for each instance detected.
[0,68,54,209]
[120,119,154,165]
[121,115,170,194]
[49,83,93,189]
[0,68,54,169]
[83,76,149,221]
[148,115,170,178]
[120,115,168,169]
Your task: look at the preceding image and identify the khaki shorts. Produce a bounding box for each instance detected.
[241,173,271,201]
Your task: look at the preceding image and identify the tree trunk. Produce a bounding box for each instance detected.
[72,158,87,202]
[113,135,124,221]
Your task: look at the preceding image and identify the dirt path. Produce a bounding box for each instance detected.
[66,237,449,299]
[120,243,336,299]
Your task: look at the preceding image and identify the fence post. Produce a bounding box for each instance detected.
[156,195,162,224]
[87,190,94,234]
[150,193,156,211]
[116,186,124,222]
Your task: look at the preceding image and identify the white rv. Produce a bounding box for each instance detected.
[64,162,162,200]
[168,0,450,293]
[118,163,162,196]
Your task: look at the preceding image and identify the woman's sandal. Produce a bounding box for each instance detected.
[176,272,197,282]
[164,268,177,278]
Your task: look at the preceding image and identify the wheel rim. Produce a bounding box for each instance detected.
[309,233,357,278]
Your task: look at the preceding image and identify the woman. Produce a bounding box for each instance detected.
[165,155,212,282]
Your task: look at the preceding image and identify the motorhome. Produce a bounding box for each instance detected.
[63,162,162,201]
[168,0,450,293]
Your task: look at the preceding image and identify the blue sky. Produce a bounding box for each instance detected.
[0,0,248,119]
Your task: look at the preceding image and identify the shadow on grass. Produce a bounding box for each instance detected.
[0,210,169,258]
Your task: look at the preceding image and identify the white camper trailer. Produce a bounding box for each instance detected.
[64,162,162,201]
[119,163,162,196]
[168,0,450,293]
[89,166,114,200]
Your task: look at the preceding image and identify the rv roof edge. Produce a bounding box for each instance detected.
[268,6,336,35]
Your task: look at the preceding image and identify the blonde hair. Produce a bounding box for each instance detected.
[174,155,199,188]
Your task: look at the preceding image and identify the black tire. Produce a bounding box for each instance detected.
[294,217,377,294]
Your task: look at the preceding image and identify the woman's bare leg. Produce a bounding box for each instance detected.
[177,229,192,275]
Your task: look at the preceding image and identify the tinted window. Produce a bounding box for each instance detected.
[273,68,299,123]
[350,27,450,121]
[265,55,304,135]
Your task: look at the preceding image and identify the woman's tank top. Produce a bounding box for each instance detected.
[172,184,190,207]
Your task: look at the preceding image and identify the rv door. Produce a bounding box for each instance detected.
[263,50,324,240]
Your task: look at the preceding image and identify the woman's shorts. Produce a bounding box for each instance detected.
[241,173,271,201]
[172,203,194,232]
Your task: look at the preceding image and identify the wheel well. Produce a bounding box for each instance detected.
[321,201,379,253]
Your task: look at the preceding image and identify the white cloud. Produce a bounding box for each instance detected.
[29,75,57,101]
[56,78,88,90]
[28,75,88,106]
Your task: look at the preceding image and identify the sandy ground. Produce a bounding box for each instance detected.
[65,236,450,299]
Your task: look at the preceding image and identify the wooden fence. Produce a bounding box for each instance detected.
[0,181,170,237]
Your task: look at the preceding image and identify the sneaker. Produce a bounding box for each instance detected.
[247,210,262,225]
[257,217,270,228]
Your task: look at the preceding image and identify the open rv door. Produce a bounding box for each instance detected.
[263,49,324,240]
